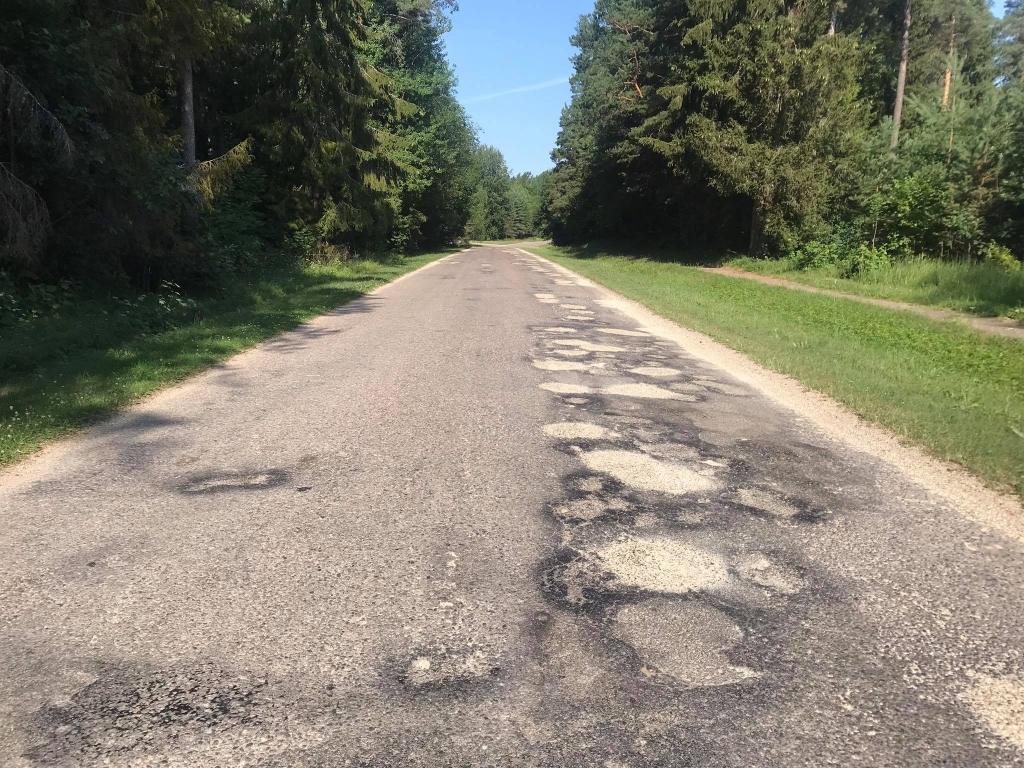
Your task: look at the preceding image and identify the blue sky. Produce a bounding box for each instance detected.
[443,0,1009,177]
[443,0,594,176]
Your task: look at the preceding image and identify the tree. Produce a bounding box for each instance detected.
[471,145,513,239]
[543,0,1010,262]
[137,1,242,172]
[1,0,478,287]
[0,63,74,263]
[1000,0,1024,80]
[361,0,478,249]
[892,0,912,147]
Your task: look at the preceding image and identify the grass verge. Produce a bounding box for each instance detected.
[528,244,1024,498]
[0,251,452,467]
[724,254,1024,320]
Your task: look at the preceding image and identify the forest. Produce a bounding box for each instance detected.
[0,0,544,316]
[5,0,1023,306]
[543,0,1024,272]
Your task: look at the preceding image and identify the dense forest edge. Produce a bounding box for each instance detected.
[541,0,1024,317]
[0,0,548,326]
[6,0,1024,318]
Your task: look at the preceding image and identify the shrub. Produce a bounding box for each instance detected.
[983,242,1022,272]
[840,243,893,277]
[0,272,77,327]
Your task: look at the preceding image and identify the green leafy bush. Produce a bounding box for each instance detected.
[0,272,77,327]
[984,242,1022,272]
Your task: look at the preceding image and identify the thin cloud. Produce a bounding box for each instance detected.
[463,76,570,105]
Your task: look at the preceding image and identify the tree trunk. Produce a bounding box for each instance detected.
[828,3,839,36]
[947,92,956,166]
[942,15,956,110]
[891,0,912,149]
[180,57,196,172]
[749,202,763,258]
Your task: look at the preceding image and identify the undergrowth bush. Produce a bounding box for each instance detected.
[791,228,905,278]
[0,272,77,326]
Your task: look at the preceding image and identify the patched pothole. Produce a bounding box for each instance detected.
[544,423,619,441]
[591,538,730,595]
[630,366,681,378]
[533,359,593,372]
[735,488,802,519]
[550,340,626,353]
[541,382,593,395]
[603,383,697,401]
[547,537,731,607]
[598,328,651,338]
[735,554,806,595]
[578,450,720,496]
[612,599,759,688]
[553,496,632,524]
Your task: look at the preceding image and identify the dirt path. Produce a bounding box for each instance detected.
[705,266,1024,340]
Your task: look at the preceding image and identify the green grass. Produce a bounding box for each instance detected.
[0,251,452,466]
[724,254,1024,320]
[528,244,1024,498]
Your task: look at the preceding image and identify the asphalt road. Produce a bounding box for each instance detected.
[1,246,1022,767]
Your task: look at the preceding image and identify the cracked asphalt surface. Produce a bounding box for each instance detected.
[1,245,1023,767]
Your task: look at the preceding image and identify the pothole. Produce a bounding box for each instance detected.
[638,443,703,463]
[599,329,651,337]
[668,381,705,394]
[553,496,631,523]
[583,537,729,596]
[630,367,681,378]
[603,383,697,401]
[544,423,619,440]
[613,599,759,688]
[552,340,625,353]
[579,450,720,495]
[561,304,589,310]
[735,554,805,594]
[735,489,801,519]
[540,383,593,395]
[694,378,748,397]
[534,360,591,372]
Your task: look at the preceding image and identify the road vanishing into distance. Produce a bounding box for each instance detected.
[1,245,1023,767]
